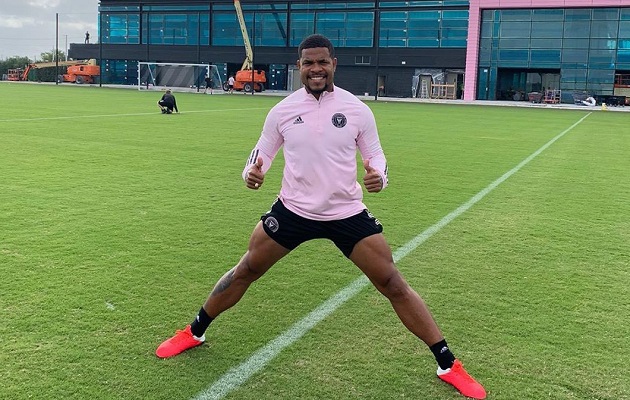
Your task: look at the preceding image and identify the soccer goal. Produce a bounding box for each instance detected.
[137,62,222,92]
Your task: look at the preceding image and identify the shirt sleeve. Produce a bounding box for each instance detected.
[356,104,389,189]
[242,107,284,181]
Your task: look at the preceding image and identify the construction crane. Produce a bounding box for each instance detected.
[228,0,266,92]
[235,0,254,72]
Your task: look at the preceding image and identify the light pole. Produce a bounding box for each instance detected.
[55,13,59,85]
[99,11,103,87]
[374,14,381,100]
[251,12,256,95]
[65,35,68,61]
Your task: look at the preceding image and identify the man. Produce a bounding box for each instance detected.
[157,89,179,114]
[155,34,486,399]
[227,74,235,94]
[204,75,213,94]
[85,31,90,44]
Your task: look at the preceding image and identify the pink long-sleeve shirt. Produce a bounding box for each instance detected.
[243,85,388,221]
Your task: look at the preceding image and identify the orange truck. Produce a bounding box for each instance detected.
[59,63,100,84]
[231,70,266,92]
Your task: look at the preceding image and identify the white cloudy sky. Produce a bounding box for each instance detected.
[0,0,99,60]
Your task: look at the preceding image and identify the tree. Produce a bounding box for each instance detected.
[39,49,66,63]
[0,56,32,79]
[20,49,69,82]
[1,50,66,82]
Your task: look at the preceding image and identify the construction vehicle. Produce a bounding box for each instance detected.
[7,68,24,81]
[59,60,100,84]
[224,0,266,92]
[13,59,99,84]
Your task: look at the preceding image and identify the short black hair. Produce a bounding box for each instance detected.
[298,34,335,58]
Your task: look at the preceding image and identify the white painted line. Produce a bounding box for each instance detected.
[0,108,268,123]
[192,113,592,400]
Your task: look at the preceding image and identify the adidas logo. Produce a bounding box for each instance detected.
[293,116,304,124]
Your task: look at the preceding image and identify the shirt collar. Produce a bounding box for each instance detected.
[304,84,335,101]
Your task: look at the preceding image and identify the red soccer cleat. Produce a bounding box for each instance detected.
[156,325,205,358]
[437,359,487,399]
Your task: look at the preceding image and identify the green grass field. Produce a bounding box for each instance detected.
[1,83,628,400]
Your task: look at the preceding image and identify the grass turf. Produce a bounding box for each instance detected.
[1,83,628,400]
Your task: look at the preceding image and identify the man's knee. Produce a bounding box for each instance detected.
[235,252,267,282]
[377,270,410,300]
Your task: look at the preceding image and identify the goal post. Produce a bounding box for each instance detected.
[137,62,223,92]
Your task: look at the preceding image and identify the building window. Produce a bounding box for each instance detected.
[141,13,209,45]
[355,55,371,64]
[102,13,140,44]
[316,12,374,47]
[290,12,315,46]
[213,11,287,46]
[212,13,241,46]
[253,12,288,46]
[290,11,375,47]
[441,9,468,47]
[292,2,375,10]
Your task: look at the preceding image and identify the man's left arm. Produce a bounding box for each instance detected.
[357,108,388,191]
[363,158,387,193]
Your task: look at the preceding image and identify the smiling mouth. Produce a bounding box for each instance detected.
[309,76,326,82]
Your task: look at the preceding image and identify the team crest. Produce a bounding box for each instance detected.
[265,217,279,232]
[331,113,347,128]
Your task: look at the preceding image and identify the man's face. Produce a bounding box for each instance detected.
[298,47,337,98]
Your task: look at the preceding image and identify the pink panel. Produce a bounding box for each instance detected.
[499,0,536,7]
[463,1,481,100]
[566,0,596,5]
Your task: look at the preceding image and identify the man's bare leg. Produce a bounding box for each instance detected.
[349,234,443,345]
[156,222,289,358]
[349,233,486,399]
[201,222,290,318]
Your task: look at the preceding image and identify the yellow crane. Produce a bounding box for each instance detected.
[229,0,266,92]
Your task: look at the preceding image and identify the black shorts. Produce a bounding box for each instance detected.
[158,100,173,109]
[261,199,383,258]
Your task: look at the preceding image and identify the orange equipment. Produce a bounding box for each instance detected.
[16,59,99,83]
[7,68,24,81]
[60,62,100,84]
[228,0,266,92]
[232,70,266,92]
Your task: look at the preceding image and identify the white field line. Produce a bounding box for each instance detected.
[192,112,592,400]
[0,108,268,123]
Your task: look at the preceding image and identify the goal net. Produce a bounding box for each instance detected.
[137,62,222,92]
